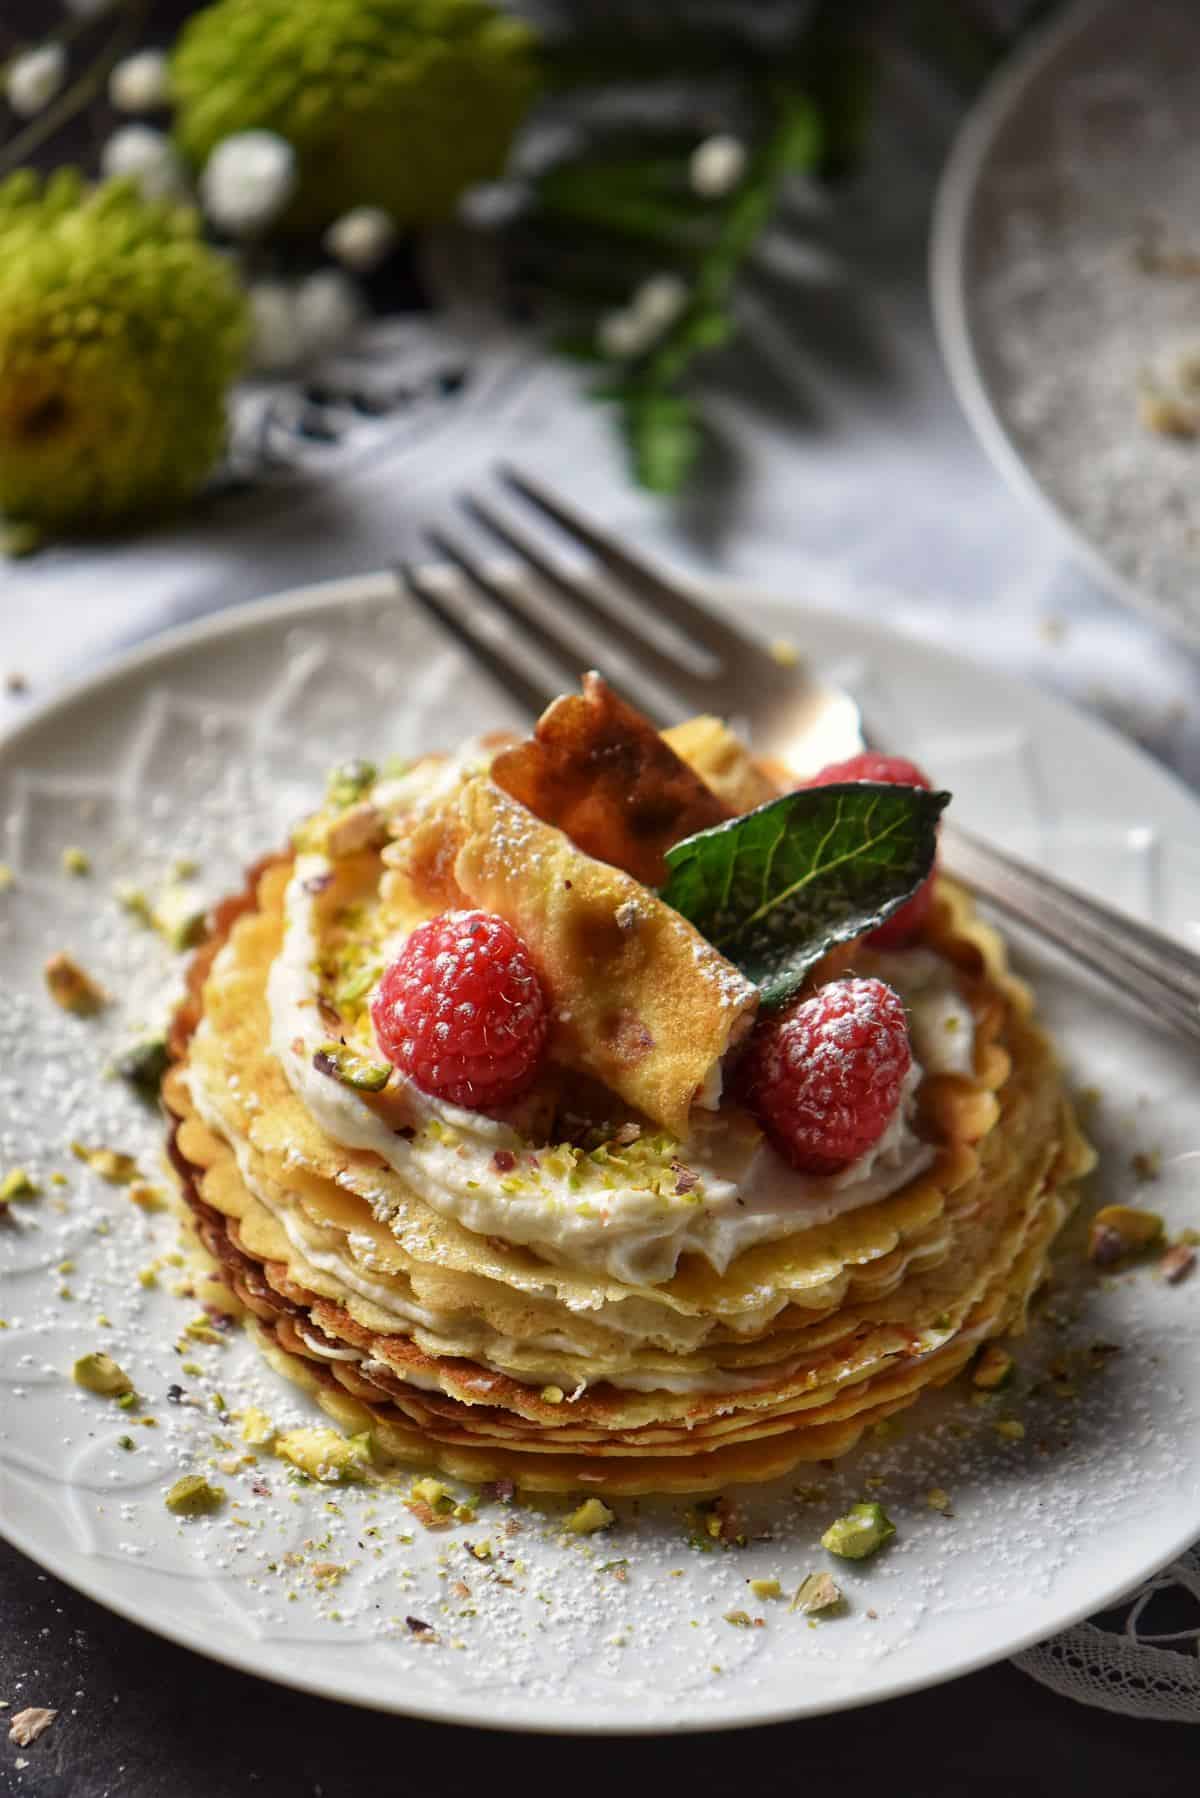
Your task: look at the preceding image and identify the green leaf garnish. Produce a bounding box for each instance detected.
[659,782,949,1006]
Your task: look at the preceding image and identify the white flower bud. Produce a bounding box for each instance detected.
[6,44,66,120]
[597,309,656,361]
[323,205,397,274]
[246,281,301,374]
[109,49,171,114]
[689,134,748,199]
[100,125,188,201]
[631,273,689,330]
[293,270,363,359]
[200,130,296,237]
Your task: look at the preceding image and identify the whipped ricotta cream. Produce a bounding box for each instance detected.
[264,833,974,1285]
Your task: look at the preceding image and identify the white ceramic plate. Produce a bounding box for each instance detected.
[2,574,1200,1734]
[932,0,1200,650]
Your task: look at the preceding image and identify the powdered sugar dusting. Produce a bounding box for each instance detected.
[750,978,912,1173]
[1,595,1198,1731]
[964,3,1200,637]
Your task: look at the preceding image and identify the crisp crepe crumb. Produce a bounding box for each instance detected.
[8,1708,57,1747]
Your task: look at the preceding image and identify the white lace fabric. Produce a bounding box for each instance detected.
[1014,1551,1200,1721]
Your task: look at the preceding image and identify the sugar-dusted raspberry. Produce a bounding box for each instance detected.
[738,977,912,1175]
[371,909,547,1111]
[807,751,935,948]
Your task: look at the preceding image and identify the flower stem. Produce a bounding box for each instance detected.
[0,0,152,179]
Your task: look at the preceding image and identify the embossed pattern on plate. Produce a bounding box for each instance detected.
[2,574,1199,1733]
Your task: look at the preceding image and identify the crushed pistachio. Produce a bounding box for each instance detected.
[335,962,381,1009]
[0,863,13,892]
[311,1562,348,1589]
[410,1477,454,1513]
[172,857,199,881]
[925,1488,954,1516]
[61,845,91,877]
[769,637,800,667]
[117,1434,136,1452]
[71,1143,138,1185]
[114,882,153,924]
[723,1610,759,1629]
[565,1498,614,1535]
[115,1038,170,1097]
[1161,1241,1197,1285]
[44,952,107,1014]
[1139,385,1198,439]
[0,1168,38,1204]
[72,1352,132,1396]
[790,1572,843,1615]
[326,758,377,809]
[747,1576,782,1600]
[274,1427,372,1484]
[152,883,206,952]
[183,1316,224,1345]
[821,1501,895,1560]
[128,1183,168,1213]
[1088,1205,1163,1266]
[164,1474,225,1516]
[240,1406,276,1448]
[136,1266,158,1289]
[540,1385,565,1405]
[994,1419,1025,1441]
[312,1042,391,1093]
[972,1345,1015,1391]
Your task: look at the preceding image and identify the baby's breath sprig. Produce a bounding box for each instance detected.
[0,0,150,179]
[525,88,824,495]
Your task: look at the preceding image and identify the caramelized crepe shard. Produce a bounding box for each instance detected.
[388,772,759,1137]
[660,715,780,815]
[489,672,732,886]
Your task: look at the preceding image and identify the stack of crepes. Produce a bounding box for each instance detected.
[164,677,1093,1495]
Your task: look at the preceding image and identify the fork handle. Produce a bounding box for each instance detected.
[940,822,1200,1050]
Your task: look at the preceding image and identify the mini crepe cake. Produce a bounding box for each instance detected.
[165,676,1094,1495]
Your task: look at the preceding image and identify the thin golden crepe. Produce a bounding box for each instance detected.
[166,740,1092,1495]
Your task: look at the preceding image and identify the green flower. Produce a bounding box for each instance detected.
[171,0,540,237]
[0,171,248,543]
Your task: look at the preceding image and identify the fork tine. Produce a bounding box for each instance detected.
[425,524,677,727]
[397,561,556,720]
[497,462,752,665]
[459,491,720,705]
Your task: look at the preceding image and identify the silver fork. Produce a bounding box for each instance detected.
[397,464,1200,1051]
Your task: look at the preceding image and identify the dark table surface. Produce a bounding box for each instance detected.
[1,1532,1193,1797]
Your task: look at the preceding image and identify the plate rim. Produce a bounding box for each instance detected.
[929,0,1200,655]
[2,567,1199,1733]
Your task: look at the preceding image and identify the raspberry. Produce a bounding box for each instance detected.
[738,977,912,1175]
[807,751,935,948]
[371,909,548,1111]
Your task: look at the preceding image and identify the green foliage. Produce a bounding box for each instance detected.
[660,781,948,1006]
[0,172,248,540]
